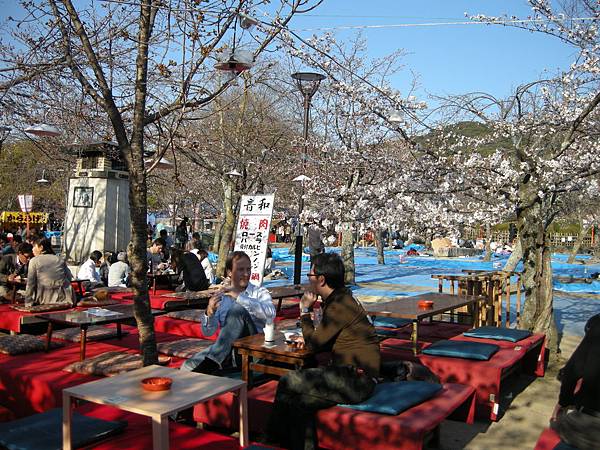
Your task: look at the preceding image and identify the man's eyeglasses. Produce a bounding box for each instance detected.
[306,273,321,278]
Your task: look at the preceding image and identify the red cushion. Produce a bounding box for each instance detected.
[534,428,562,450]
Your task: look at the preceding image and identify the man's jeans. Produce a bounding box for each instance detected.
[181,303,258,371]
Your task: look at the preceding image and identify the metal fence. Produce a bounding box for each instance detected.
[463,229,594,248]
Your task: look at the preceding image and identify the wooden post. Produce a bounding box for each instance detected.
[505,275,511,327]
[516,275,522,327]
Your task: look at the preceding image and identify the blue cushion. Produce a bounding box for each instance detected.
[463,326,532,342]
[554,442,580,450]
[375,328,400,336]
[372,317,411,329]
[0,408,126,450]
[422,340,499,360]
[339,381,442,415]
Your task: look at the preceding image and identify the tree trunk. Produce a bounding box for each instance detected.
[375,228,385,264]
[567,219,588,264]
[215,179,235,278]
[503,238,523,272]
[518,204,558,355]
[483,223,492,262]
[212,214,223,252]
[341,222,356,285]
[127,142,158,366]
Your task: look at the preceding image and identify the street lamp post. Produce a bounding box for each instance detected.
[291,71,325,285]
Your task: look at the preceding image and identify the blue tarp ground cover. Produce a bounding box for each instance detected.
[264,247,600,337]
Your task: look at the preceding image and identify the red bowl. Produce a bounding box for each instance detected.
[418,300,434,309]
[141,377,172,391]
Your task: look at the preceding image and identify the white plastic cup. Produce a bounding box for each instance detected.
[263,322,275,342]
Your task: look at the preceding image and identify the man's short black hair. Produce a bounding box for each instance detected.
[159,229,167,236]
[312,252,345,289]
[153,238,166,247]
[17,242,33,255]
[90,250,103,262]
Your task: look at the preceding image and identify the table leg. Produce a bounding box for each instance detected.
[238,384,249,447]
[80,326,88,361]
[411,320,419,355]
[10,284,17,304]
[117,323,122,339]
[62,391,72,450]
[45,322,53,352]
[152,415,169,450]
[241,353,250,383]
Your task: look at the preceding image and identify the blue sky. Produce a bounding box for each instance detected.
[1,0,577,102]
[286,1,577,100]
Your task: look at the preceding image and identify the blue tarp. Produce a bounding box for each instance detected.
[263,247,600,336]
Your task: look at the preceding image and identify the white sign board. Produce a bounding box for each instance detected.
[17,194,33,213]
[234,194,274,286]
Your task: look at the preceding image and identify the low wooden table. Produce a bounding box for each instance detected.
[268,285,307,311]
[62,365,248,450]
[148,272,179,294]
[366,292,483,354]
[37,304,163,361]
[233,333,314,384]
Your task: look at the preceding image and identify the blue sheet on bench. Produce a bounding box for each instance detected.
[422,340,499,360]
[339,380,442,415]
[463,326,532,342]
[0,408,127,450]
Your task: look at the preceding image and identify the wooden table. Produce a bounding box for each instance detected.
[148,272,179,294]
[37,304,163,361]
[268,284,307,311]
[233,333,314,384]
[365,292,483,354]
[62,365,248,450]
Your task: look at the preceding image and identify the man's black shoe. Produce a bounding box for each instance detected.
[191,357,220,375]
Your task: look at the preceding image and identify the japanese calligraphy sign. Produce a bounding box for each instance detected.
[0,211,48,224]
[234,194,274,286]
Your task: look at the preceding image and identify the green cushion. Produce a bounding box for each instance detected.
[339,381,442,415]
[463,326,532,342]
[422,340,499,360]
[0,408,126,450]
[372,317,411,329]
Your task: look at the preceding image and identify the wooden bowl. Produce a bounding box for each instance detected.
[141,377,172,391]
[418,300,434,309]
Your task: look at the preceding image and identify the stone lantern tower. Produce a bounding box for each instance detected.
[62,142,130,264]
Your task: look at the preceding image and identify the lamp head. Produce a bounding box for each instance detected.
[291,72,326,98]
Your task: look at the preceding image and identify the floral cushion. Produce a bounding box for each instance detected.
[64,351,171,376]
[11,302,73,313]
[0,334,46,355]
[157,338,213,358]
[165,309,204,322]
[52,325,129,342]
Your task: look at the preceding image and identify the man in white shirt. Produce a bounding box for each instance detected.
[78,250,104,289]
[108,252,130,287]
[181,251,275,374]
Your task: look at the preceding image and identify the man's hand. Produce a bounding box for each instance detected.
[300,291,317,310]
[206,294,222,317]
[7,274,16,283]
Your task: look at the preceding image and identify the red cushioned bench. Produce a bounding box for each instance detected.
[416,333,546,420]
[194,379,475,450]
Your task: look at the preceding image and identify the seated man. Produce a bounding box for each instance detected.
[77,250,104,290]
[146,238,166,272]
[266,252,380,450]
[181,251,275,374]
[551,313,600,450]
[0,242,33,301]
[170,249,209,292]
[108,252,130,287]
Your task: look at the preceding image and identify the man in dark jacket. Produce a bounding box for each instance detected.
[266,252,380,450]
[171,250,209,292]
[551,313,600,449]
[0,242,33,301]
